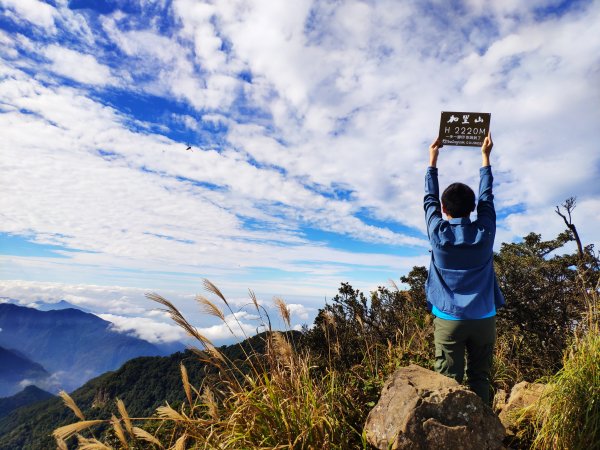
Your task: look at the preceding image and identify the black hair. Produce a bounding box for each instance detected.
[441,182,475,218]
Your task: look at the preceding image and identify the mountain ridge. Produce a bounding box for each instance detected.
[0,346,49,397]
[0,385,54,419]
[0,303,177,395]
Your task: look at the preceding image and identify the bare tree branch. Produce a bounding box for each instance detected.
[555,197,583,258]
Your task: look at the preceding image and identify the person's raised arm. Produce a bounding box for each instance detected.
[425,138,443,237]
[429,138,441,168]
[481,132,492,167]
[477,132,495,229]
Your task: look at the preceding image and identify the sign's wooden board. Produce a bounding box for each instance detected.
[439,112,491,147]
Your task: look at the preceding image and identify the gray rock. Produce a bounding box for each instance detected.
[492,388,507,414]
[364,364,505,450]
[497,381,547,433]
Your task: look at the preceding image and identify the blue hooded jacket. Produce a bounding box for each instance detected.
[424,166,505,319]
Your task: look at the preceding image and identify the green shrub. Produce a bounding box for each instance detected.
[302,266,433,372]
[495,232,588,383]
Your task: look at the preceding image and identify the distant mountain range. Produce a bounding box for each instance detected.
[34,299,91,312]
[0,303,183,396]
[0,298,84,312]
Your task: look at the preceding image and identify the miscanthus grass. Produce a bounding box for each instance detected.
[54,280,366,449]
[524,314,599,450]
[532,279,600,450]
[508,275,600,450]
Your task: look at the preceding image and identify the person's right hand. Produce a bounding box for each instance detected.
[481,132,493,156]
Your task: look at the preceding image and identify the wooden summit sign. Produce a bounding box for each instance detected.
[439,111,491,147]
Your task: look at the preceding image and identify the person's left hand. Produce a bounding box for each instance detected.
[429,138,442,167]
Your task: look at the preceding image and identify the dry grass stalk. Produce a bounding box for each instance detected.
[172,433,187,450]
[153,283,255,386]
[580,275,600,329]
[323,310,336,328]
[355,313,364,329]
[187,345,240,392]
[201,386,218,420]
[203,279,229,307]
[249,289,260,312]
[59,390,85,421]
[274,297,291,327]
[110,414,128,448]
[133,426,164,448]
[53,420,104,441]
[189,342,226,365]
[76,435,114,450]
[147,292,216,352]
[56,436,68,450]
[202,280,255,342]
[273,332,294,365]
[116,398,133,436]
[180,363,193,407]
[332,340,341,357]
[157,404,186,421]
[196,295,225,321]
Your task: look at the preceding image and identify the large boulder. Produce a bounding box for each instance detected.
[364,364,505,450]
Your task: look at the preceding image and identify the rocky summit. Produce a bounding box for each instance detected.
[364,364,505,450]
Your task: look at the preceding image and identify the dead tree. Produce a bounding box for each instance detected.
[555,197,584,258]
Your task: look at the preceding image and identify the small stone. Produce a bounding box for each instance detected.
[493,389,507,414]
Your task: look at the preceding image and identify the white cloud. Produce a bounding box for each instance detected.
[0,0,56,32]
[503,197,600,246]
[0,279,327,344]
[252,2,595,238]
[172,0,226,72]
[171,113,199,130]
[0,61,428,278]
[0,279,150,314]
[43,45,114,86]
[286,303,312,320]
[100,17,241,110]
[197,311,264,341]
[99,313,185,343]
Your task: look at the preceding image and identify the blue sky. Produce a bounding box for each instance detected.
[1,0,599,343]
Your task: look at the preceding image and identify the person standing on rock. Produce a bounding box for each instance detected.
[424,132,505,405]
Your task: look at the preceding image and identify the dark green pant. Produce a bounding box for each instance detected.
[433,316,496,404]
